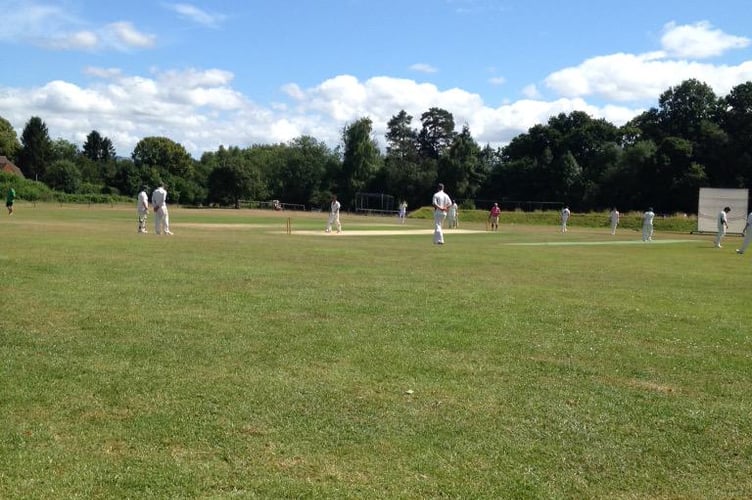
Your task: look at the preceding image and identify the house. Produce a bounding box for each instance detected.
[0,155,24,177]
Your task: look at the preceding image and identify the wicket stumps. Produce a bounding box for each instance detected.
[285,217,291,235]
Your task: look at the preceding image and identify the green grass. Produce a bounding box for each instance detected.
[1,203,751,498]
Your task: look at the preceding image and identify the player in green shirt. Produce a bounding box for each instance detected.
[6,187,15,215]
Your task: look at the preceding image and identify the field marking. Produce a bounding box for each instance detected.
[505,239,696,246]
[291,229,485,236]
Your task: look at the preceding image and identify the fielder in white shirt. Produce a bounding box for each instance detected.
[398,200,407,224]
[736,212,752,255]
[137,186,149,233]
[448,202,458,228]
[560,206,571,232]
[325,195,341,233]
[642,208,655,242]
[432,183,452,245]
[609,207,620,235]
[714,207,731,248]
[151,183,173,236]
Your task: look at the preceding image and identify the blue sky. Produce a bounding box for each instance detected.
[1,0,751,158]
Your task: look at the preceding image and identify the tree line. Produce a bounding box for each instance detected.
[1,78,751,213]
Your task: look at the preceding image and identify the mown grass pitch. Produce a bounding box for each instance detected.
[1,204,751,498]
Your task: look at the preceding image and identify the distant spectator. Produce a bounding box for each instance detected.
[489,203,501,231]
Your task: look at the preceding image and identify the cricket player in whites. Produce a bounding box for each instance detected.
[736,211,752,255]
[642,207,655,242]
[432,183,452,245]
[609,207,620,235]
[325,194,341,233]
[560,206,571,232]
[714,206,731,248]
[137,186,149,233]
[151,183,174,236]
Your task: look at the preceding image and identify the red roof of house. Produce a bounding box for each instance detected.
[0,156,24,177]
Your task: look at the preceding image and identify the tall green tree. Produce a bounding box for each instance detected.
[655,79,724,188]
[418,107,456,161]
[0,116,21,160]
[340,117,381,207]
[83,130,116,162]
[383,110,426,208]
[50,138,80,163]
[439,124,483,200]
[721,81,752,186]
[46,159,82,193]
[206,146,262,208]
[109,158,140,196]
[282,136,338,207]
[18,116,53,181]
[385,110,419,162]
[132,136,194,200]
[658,79,721,141]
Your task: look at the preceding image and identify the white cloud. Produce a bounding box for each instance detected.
[661,21,750,59]
[488,76,506,85]
[84,67,123,79]
[0,1,155,51]
[410,63,438,74]
[164,3,226,28]
[521,84,541,99]
[32,80,116,113]
[0,69,661,159]
[541,23,752,103]
[103,22,156,50]
[46,30,99,50]
[0,1,78,43]
[2,20,751,159]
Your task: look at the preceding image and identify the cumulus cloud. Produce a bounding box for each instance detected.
[1,21,750,158]
[0,1,155,51]
[2,68,650,157]
[164,3,226,28]
[410,63,438,74]
[661,21,750,59]
[102,21,156,50]
[45,30,99,50]
[522,84,542,99]
[543,23,752,102]
[0,1,78,43]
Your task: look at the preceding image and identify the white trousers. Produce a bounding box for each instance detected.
[739,231,752,253]
[326,213,341,232]
[714,227,726,247]
[642,224,653,241]
[138,210,148,232]
[155,207,170,235]
[434,210,447,244]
